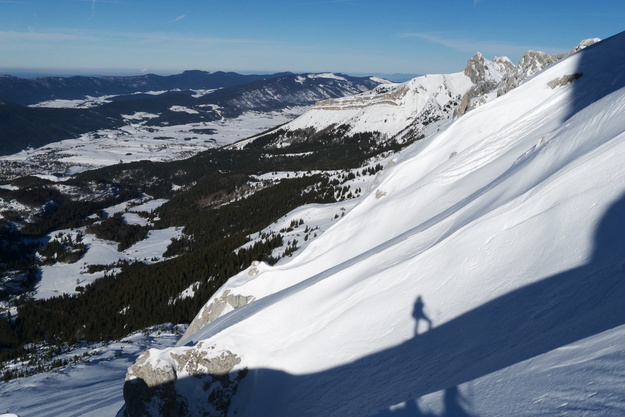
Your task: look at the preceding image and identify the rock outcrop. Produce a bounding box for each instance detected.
[178,289,255,346]
[458,38,602,116]
[122,344,246,417]
[459,50,565,116]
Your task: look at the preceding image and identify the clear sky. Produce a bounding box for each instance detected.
[1,0,624,77]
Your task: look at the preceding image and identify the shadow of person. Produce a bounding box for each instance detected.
[372,386,475,417]
[442,386,473,417]
[412,296,433,335]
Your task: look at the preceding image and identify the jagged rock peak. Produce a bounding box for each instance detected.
[458,43,581,117]
[463,52,516,84]
[517,50,560,79]
[464,52,487,83]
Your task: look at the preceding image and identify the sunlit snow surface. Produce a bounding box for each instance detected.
[156,33,625,416]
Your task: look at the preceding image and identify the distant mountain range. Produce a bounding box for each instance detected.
[0,71,383,156]
[0,71,289,106]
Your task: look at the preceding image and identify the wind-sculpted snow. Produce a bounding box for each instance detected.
[123,32,625,416]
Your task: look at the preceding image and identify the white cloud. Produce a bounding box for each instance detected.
[174,15,186,22]
[89,0,97,19]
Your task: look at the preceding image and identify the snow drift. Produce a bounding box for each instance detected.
[122,31,625,416]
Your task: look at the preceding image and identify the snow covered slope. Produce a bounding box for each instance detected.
[122,32,625,416]
[282,72,470,140]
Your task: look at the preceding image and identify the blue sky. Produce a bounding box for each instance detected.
[1,0,624,76]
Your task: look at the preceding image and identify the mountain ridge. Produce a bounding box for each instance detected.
[0,70,291,106]
[234,38,600,154]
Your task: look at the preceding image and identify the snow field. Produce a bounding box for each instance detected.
[0,109,305,179]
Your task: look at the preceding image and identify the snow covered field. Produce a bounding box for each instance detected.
[34,225,182,300]
[31,196,183,300]
[0,108,305,179]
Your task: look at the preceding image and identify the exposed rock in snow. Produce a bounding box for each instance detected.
[458,48,571,115]
[123,344,245,417]
[547,72,584,89]
[180,289,256,345]
[571,37,602,53]
[463,52,516,84]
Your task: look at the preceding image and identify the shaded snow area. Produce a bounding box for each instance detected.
[0,108,305,179]
[0,324,185,417]
[134,32,625,416]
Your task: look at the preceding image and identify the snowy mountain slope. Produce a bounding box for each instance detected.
[233,46,583,152]
[282,72,469,140]
[230,72,470,150]
[121,31,625,417]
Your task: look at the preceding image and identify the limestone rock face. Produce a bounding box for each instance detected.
[463,52,516,84]
[123,344,246,417]
[458,52,517,116]
[457,42,589,116]
[179,289,255,346]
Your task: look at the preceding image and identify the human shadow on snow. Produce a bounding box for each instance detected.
[123,192,625,417]
[231,193,625,417]
[373,385,475,417]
